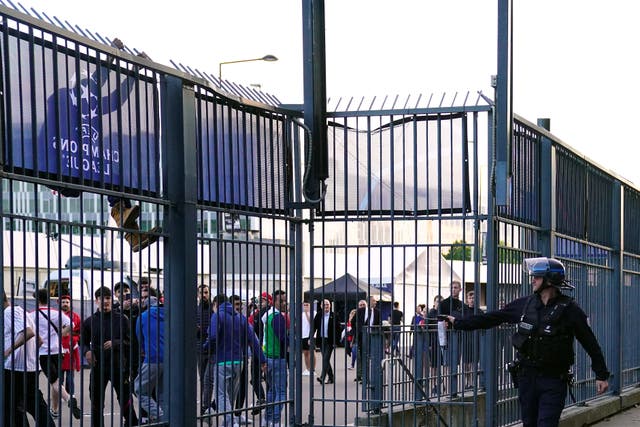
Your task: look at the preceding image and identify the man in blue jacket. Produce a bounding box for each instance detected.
[205,294,266,427]
[135,296,165,422]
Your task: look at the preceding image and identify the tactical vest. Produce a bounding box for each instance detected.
[512,294,574,371]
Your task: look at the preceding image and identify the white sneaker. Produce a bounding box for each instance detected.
[302,369,311,376]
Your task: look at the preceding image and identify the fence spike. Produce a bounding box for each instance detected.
[28,6,44,20]
[414,93,423,109]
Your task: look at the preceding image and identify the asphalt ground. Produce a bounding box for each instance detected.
[23,347,638,426]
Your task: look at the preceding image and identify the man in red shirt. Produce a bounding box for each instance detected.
[59,295,81,396]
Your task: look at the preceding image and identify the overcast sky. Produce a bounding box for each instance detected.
[12,0,640,185]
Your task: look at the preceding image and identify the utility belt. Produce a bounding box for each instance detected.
[506,360,574,389]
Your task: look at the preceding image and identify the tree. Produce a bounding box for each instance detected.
[443,240,472,261]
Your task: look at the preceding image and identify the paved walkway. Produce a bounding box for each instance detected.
[590,405,640,426]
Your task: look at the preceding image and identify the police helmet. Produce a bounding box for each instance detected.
[523,257,574,290]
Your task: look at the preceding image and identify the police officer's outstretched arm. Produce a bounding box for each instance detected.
[570,304,610,394]
[448,298,523,331]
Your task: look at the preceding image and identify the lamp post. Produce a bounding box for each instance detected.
[218,54,278,81]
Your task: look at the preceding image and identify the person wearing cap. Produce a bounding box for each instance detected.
[59,294,81,399]
[447,257,610,427]
[134,296,165,422]
[114,282,143,383]
[30,288,81,419]
[81,286,138,427]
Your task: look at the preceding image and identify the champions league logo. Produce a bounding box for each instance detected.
[49,123,119,176]
[46,70,121,177]
[69,70,100,120]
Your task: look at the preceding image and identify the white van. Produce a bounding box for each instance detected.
[36,268,140,318]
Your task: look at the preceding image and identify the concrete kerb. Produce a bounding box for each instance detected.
[557,387,640,427]
[354,387,640,427]
[354,392,485,427]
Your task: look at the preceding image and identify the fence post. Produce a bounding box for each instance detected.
[495,0,513,206]
[414,329,428,400]
[485,107,499,426]
[611,182,622,393]
[369,328,384,413]
[161,74,198,426]
[538,118,554,257]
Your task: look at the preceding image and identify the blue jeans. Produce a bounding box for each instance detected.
[216,362,243,427]
[391,326,401,353]
[134,363,165,421]
[350,344,357,368]
[61,369,75,395]
[265,358,287,424]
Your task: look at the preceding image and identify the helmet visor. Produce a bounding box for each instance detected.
[523,257,550,277]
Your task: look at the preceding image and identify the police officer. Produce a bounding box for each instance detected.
[447,257,609,427]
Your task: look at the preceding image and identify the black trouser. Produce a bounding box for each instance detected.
[197,352,212,410]
[250,353,266,400]
[89,361,138,427]
[235,360,248,412]
[318,338,335,382]
[356,338,363,380]
[3,369,55,427]
[518,370,568,427]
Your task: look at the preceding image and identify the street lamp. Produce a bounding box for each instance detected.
[218,54,278,80]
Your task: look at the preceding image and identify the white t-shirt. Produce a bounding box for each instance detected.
[30,307,70,356]
[4,305,38,371]
[301,309,313,339]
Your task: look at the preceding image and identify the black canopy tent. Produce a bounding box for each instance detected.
[304,273,392,323]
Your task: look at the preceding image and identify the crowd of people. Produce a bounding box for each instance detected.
[2,278,166,427]
[2,277,519,426]
[2,278,481,427]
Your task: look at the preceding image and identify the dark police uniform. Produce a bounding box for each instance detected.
[453,292,609,427]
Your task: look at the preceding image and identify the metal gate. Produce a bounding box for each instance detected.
[303,94,492,426]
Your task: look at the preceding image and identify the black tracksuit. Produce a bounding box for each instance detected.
[81,310,138,427]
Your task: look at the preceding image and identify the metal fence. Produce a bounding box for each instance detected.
[1,4,640,427]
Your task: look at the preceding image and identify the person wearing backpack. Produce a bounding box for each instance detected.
[447,257,609,427]
[31,288,82,419]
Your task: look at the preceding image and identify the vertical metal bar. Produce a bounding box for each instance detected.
[288,117,305,426]
[0,30,6,422]
[495,0,513,206]
[538,119,552,257]
[302,0,327,201]
[485,109,498,426]
[161,74,197,426]
[0,192,4,424]
[611,182,622,394]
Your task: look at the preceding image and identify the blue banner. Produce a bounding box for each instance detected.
[197,97,287,212]
[4,35,158,194]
